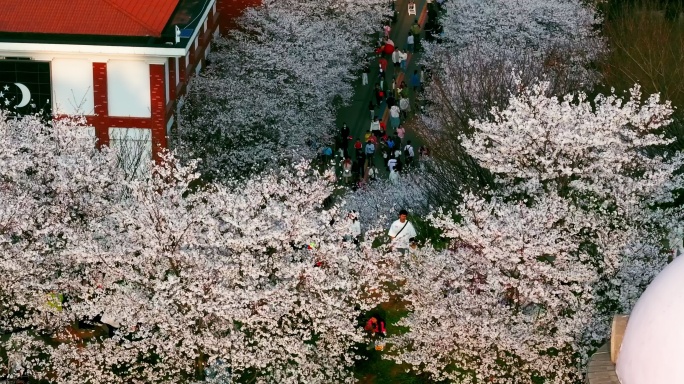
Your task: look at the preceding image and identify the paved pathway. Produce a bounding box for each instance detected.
[334,0,428,182]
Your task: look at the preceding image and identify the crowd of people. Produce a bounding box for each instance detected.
[340,121,428,187]
[343,2,431,353]
[335,15,430,189]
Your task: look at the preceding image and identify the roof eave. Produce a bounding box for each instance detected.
[0,41,187,59]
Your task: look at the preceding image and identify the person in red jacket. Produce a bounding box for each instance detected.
[364,316,386,335]
[354,138,363,158]
[378,56,388,72]
[383,38,395,55]
[379,120,387,133]
[368,134,378,145]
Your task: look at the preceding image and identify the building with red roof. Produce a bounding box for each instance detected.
[1,0,179,37]
[0,0,260,168]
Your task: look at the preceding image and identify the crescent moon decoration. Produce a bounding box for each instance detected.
[14,83,30,108]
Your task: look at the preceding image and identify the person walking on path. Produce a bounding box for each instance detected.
[396,125,406,145]
[410,20,421,50]
[383,24,391,39]
[378,54,387,71]
[378,56,388,89]
[399,50,408,72]
[341,123,350,150]
[375,84,384,105]
[386,136,396,153]
[347,210,361,244]
[411,70,421,92]
[392,48,401,69]
[368,164,379,181]
[352,158,362,185]
[384,38,395,56]
[395,156,404,173]
[387,156,398,172]
[368,132,378,145]
[404,140,415,166]
[388,209,417,252]
[370,117,381,137]
[406,33,414,53]
[364,315,387,351]
[365,140,376,160]
[368,100,375,119]
[354,139,363,158]
[342,157,353,185]
[386,93,396,109]
[389,169,399,184]
[362,62,370,86]
[398,81,409,99]
[399,95,410,119]
[390,105,401,130]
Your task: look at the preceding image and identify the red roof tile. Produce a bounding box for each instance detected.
[0,0,180,37]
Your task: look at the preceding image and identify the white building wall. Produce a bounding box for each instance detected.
[51,58,95,115]
[107,60,151,118]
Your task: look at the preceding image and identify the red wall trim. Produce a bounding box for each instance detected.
[91,62,110,147]
[87,62,168,162]
[149,63,168,160]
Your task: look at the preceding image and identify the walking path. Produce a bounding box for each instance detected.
[334,0,428,184]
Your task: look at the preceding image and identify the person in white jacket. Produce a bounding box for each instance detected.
[388,209,417,251]
[392,49,401,69]
[389,169,399,184]
[369,117,381,136]
[390,105,401,130]
[348,211,361,244]
[399,50,408,72]
[399,96,410,118]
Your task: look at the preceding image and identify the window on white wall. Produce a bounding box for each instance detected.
[107,61,151,118]
[165,61,170,104]
[108,127,152,178]
[52,59,95,115]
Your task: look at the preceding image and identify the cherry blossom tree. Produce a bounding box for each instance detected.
[416,0,606,206]
[387,84,683,382]
[392,193,604,382]
[0,113,388,383]
[430,0,604,88]
[176,0,390,181]
[342,172,431,231]
[463,81,683,218]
